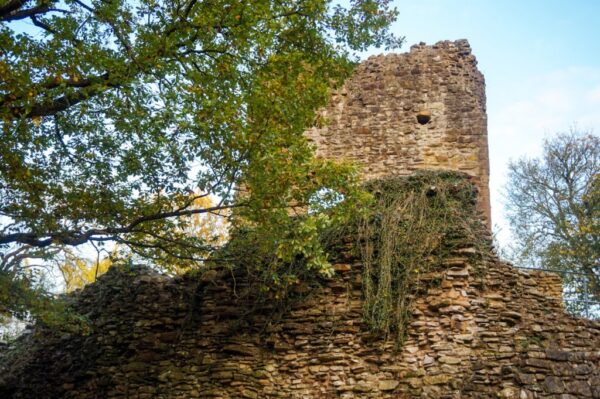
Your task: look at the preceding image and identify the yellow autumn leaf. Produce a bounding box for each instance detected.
[59,252,114,292]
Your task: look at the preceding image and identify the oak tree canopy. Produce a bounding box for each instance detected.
[0,0,402,323]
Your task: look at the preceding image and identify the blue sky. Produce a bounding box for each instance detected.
[363,0,600,244]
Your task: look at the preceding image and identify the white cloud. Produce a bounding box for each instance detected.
[537,88,573,113]
[587,85,600,102]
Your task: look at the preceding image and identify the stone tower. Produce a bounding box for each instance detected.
[306,39,491,225]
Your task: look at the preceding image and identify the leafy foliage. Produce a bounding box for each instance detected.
[0,268,90,333]
[0,0,402,323]
[220,178,370,308]
[218,172,490,342]
[58,249,113,292]
[505,130,599,312]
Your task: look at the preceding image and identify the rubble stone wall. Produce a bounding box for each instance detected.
[1,244,598,398]
[306,40,491,225]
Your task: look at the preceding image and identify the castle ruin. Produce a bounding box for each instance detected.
[1,41,599,399]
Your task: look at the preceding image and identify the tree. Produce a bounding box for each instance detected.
[0,0,403,323]
[57,194,229,290]
[505,130,599,312]
[58,250,113,292]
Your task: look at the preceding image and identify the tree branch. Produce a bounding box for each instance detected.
[0,203,242,248]
[72,0,93,13]
[30,15,58,35]
[5,72,117,118]
[0,1,68,22]
[0,0,27,18]
[0,0,29,21]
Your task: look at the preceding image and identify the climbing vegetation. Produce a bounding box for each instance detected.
[219,166,370,304]
[326,172,489,346]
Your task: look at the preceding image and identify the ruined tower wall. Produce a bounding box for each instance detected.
[306,40,491,224]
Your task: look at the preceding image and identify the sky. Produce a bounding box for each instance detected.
[360,0,600,245]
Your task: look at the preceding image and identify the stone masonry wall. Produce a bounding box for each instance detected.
[306,40,491,225]
[1,238,598,398]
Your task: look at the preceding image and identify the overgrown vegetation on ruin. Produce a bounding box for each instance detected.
[352,172,488,345]
[2,172,490,345]
[224,171,489,345]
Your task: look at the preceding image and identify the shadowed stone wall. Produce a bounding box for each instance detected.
[1,236,598,398]
[306,40,491,225]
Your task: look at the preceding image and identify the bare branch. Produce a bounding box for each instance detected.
[30,15,58,35]
[72,0,93,13]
